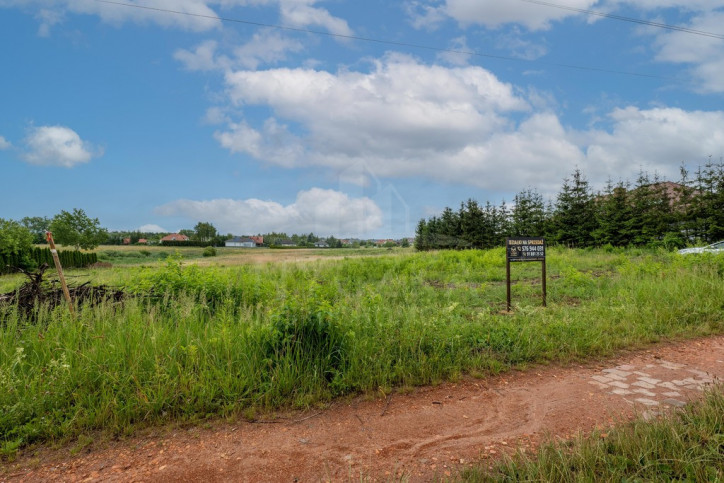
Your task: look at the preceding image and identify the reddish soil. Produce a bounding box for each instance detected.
[2,335,723,483]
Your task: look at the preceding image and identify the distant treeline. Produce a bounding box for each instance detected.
[416,163,724,251]
[0,247,98,275]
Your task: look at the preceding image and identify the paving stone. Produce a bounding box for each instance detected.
[633,388,656,397]
[637,377,661,385]
[662,399,687,408]
[680,378,700,385]
[602,369,632,378]
[633,371,651,377]
[591,375,613,384]
[658,382,679,390]
[658,361,685,370]
[662,391,682,398]
[611,389,633,396]
[632,381,656,389]
[687,369,711,378]
[635,398,659,406]
[671,380,686,386]
[609,381,630,389]
[615,365,637,371]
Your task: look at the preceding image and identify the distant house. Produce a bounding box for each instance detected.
[278,239,296,247]
[250,236,264,246]
[161,233,190,242]
[137,238,148,245]
[225,236,257,248]
[314,241,329,248]
[122,237,131,245]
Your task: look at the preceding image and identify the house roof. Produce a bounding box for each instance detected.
[161,233,189,242]
[226,236,255,243]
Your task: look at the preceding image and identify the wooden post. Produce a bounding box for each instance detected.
[506,258,511,312]
[46,231,74,315]
[542,259,547,308]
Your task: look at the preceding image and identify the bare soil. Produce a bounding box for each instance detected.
[2,335,723,483]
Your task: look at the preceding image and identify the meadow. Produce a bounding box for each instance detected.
[1,246,723,458]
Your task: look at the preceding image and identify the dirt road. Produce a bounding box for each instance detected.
[3,335,723,482]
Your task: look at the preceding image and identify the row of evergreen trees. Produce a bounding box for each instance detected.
[415,162,724,251]
[0,247,98,275]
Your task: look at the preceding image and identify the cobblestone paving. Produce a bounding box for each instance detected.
[589,359,719,410]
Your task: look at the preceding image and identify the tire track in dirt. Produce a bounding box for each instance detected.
[2,336,723,482]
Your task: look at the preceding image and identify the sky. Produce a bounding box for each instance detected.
[1,0,723,238]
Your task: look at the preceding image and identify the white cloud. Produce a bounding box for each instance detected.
[2,0,351,35]
[138,224,167,233]
[174,31,304,72]
[650,11,724,93]
[407,1,724,32]
[22,125,101,168]
[0,136,10,150]
[174,40,222,71]
[212,54,724,195]
[35,8,65,37]
[407,0,599,31]
[581,107,724,182]
[155,188,383,236]
[1,0,221,33]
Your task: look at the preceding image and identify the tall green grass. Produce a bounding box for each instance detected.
[1,248,723,456]
[461,386,724,482]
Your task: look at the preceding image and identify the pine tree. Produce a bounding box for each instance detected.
[552,169,597,247]
[511,189,546,237]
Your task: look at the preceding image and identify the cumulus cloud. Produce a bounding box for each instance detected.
[581,107,724,182]
[22,125,101,168]
[0,136,10,150]
[649,11,724,93]
[155,188,383,236]
[211,54,724,195]
[138,224,167,233]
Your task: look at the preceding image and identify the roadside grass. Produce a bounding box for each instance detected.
[1,247,723,457]
[459,385,724,482]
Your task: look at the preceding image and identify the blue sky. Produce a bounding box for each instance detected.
[1,0,723,238]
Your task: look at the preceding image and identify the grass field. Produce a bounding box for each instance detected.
[1,246,723,459]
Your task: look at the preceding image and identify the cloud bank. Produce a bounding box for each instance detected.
[209,55,723,194]
[156,188,383,236]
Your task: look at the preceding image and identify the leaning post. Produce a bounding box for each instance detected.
[46,231,74,315]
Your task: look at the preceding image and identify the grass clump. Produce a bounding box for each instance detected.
[460,386,724,482]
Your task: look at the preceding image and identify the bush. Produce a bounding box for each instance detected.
[203,246,217,257]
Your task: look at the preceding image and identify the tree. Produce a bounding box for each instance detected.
[511,189,546,237]
[0,219,34,256]
[551,169,597,247]
[21,216,51,244]
[193,222,217,242]
[49,209,108,250]
[593,179,632,247]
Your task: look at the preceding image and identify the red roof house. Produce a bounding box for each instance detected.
[161,233,190,242]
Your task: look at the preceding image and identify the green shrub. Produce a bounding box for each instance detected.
[202,246,217,257]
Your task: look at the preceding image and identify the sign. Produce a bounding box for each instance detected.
[507,237,545,262]
[505,237,546,311]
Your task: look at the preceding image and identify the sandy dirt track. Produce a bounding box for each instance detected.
[2,335,723,482]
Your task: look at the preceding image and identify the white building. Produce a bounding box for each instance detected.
[225,236,257,248]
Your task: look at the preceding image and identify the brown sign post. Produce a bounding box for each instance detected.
[506,237,546,311]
